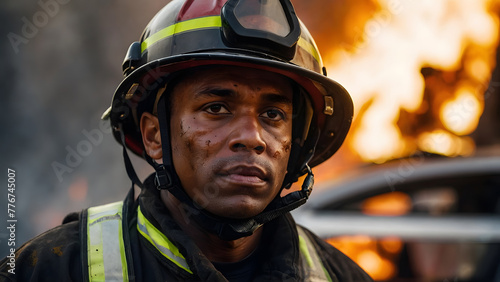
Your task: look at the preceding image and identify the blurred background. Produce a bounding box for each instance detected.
[1,0,500,280]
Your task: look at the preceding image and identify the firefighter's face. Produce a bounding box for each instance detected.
[168,66,293,219]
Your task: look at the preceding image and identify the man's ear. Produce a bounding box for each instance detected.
[140,112,163,159]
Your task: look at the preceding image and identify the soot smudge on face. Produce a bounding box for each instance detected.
[273,150,281,158]
[179,121,187,137]
[185,140,192,151]
[282,140,291,153]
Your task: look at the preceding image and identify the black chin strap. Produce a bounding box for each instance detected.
[150,94,314,241]
[119,123,144,190]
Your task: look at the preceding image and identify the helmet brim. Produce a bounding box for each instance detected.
[105,51,353,169]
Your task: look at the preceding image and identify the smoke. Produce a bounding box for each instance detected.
[0,0,165,257]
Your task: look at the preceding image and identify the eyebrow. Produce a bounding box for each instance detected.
[195,87,236,99]
[195,87,293,105]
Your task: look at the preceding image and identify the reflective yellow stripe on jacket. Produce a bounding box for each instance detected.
[86,202,333,281]
[136,206,193,274]
[298,226,334,282]
[87,201,128,281]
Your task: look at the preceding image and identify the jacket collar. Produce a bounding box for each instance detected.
[137,174,303,280]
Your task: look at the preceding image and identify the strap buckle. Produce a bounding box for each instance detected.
[154,165,172,190]
[301,165,314,199]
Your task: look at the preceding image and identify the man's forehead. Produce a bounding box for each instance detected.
[176,65,294,99]
[193,86,293,105]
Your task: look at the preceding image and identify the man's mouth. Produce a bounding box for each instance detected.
[218,165,269,185]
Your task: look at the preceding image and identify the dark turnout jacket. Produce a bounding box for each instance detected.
[0,175,373,281]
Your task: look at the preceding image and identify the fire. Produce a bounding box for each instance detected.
[321,0,500,163]
[305,1,500,279]
[326,235,401,281]
[440,87,483,135]
[417,130,475,157]
[361,191,411,216]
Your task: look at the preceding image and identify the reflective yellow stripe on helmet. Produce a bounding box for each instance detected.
[87,201,129,282]
[141,16,222,53]
[137,206,193,274]
[140,15,322,65]
[297,37,321,66]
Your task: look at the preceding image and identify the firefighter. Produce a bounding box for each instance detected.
[1,0,372,281]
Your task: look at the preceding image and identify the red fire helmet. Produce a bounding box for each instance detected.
[103,0,353,187]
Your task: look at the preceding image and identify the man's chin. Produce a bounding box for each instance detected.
[206,199,268,220]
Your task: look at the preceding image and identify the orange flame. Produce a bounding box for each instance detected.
[326,235,401,280]
[321,0,500,163]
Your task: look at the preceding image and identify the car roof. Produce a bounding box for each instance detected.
[304,154,500,210]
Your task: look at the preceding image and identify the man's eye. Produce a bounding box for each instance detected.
[204,104,230,114]
[261,109,285,121]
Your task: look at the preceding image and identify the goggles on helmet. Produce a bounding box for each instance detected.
[221,0,301,60]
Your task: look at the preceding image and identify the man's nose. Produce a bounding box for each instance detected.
[228,115,266,154]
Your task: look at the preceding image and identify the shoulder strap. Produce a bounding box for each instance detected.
[84,201,130,281]
[297,226,336,282]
